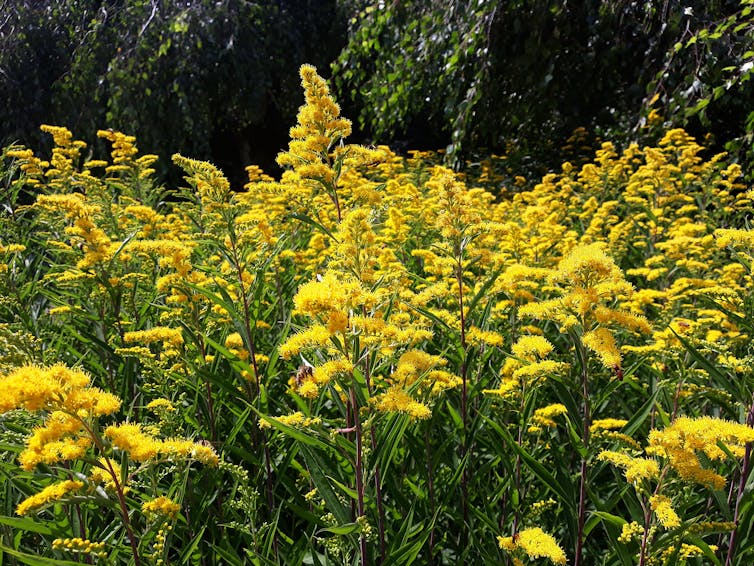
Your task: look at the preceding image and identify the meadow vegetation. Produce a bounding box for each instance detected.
[1,65,754,565]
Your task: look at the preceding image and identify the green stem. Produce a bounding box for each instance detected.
[456,253,469,548]
[81,420,141,566]
[574,336,591,566]
[725,393,754,566]
[350,386,367,566]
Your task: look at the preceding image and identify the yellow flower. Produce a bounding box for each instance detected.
[279,325,332,359]
[511,335,554,360]
[582,327,621,369]
[292,271,365,319]
[597,450,659,484]
[370,387,431,420]
[146,398,176,413]
[497,527,567,565]
[259,411,322,429]
[105,423,161,462]
[648,416,754,489]
[618,521,644,543]
[649,494,681,528]
[52,537,106,555]
[16,480,84,516]
[142,496,180,519]
[123,327,184,348]
[550,243,623,289]
[590,418,628,433]
[531,403,568,428]
[466,327,505,348]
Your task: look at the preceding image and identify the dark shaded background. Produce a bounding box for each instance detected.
[2,0,752,187]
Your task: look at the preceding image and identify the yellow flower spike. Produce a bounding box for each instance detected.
[146,398,176,414]
[531,403,568,428]
[582,327,621,369]
[123,327,184,348]
[590,418,628,433]
[259,412,322,430]
[511,335,554,360]
[105,423,161,462]
[279,325,332,359]
[648,416,754,489]
[649,494,681,528]
[142,496,180,520]
[597,450,659,484]
[370,387,431,420]
[618,521,644,543]
[497,527,567,565]
[16,480,84,516]
[550,242,626,292]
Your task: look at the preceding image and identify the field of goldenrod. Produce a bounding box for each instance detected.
[1,65,753,565]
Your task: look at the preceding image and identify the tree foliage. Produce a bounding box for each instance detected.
[0,0,347,183]
[2,0,754,181]
[335,0,754,171]
[647,1,754,175]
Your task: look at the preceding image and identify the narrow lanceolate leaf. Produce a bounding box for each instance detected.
[299,444,351,525]
[0,515,54,535]
[622,387,659,436]
[319,522,361,536]
[250,406,332,451]
[178,525,207,564]
[0,544,86,566]
[482,414,577,510]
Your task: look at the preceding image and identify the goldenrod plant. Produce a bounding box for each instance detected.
[1,65,754,565]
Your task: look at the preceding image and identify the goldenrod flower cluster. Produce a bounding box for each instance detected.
[498,527,568,565]
[52,537,107,557]
[0,364,120,470]
[648,416,754,490]
[142,495,181,519]
[105,422,218,465]
[16,479,84,516]
[259,411,322,429]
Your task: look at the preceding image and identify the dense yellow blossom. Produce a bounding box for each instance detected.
[105,423,218,466]
[497,527,567,565]
[371,387,431,420]
[649,494,681,528]
[511,335,554,359]
[618,521,644,543]
[531,403,568,429]
[590,418,628,433]
[142,495,181,519]
[16,480,84,516]
[598,450,659,484]
[648,416,754,489]
[259,411,322,429]
[123,327,184,348]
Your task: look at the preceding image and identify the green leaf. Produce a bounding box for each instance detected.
[0,544,85,566]
[290,213,338,241]
[319,522,361,536]
[591,511,626,530]
[178,525,207,563]
[482,414,576,510]
[622,386,659,437]
[373,412,410,484]
[0,515,53,535]
[299,444,350,525]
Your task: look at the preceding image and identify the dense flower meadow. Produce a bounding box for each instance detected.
[1,65,754,565]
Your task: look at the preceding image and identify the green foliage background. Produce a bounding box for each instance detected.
[2,1,754,180]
